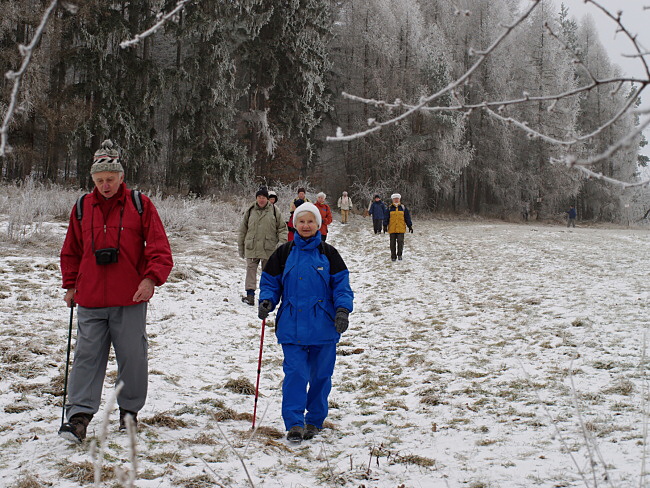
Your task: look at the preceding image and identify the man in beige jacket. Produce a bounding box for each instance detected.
[238,187,288,305]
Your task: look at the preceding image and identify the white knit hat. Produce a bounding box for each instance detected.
[294,202,322,228]
[391,193,401,200]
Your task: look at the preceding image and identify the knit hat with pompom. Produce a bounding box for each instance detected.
[91,140,123,174]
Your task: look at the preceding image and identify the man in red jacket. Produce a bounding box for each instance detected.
[58,140,173,443]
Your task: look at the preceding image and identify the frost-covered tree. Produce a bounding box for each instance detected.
[573,16,640,220]
[238,0,333,178]
[163,1,255,194]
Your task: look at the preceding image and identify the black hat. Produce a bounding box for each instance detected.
[256,187,269,198]
[374,194,380,199]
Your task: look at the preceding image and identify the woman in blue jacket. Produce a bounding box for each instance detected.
[258,202,354,443]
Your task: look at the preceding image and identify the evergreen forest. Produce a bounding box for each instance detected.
[1,0,648,221]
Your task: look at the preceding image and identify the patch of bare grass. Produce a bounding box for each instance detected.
[59,461,114,483]
[141,413,188,429]
[177,473,216,488]
[394,453,436,468]
[224,377,255,395]
[9,472,51,488]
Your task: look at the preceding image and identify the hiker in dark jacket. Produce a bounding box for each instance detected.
[287,187,309,241]
[566,205,577,228]
[368,195,386,234]
[258,202,353,443]
[383,193,413,261]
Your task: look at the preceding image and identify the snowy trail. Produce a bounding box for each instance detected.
[0,215,648,487]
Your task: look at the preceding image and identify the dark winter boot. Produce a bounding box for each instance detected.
[287,425,304,443]
[58,413,93,443]
[241,294,255,306]
[119,408,138,432]
[302,424,319,440]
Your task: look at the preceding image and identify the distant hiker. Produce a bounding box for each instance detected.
[522,202,529,222]
[566,205,577,228]
[58,139,174,443]
[290,187,308,213]
[238,187,288,306]
[258,202,354,443]
[384,193,413,261]
[268,190,278,205]
[368,195,386,234]
[288,187,309,241]
[337,191,353,224]
[314,192,333,243]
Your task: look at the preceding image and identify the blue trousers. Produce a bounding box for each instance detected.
[281,343,337,431]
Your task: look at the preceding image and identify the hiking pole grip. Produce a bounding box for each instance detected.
[61,305,74,425]
[252,318,266,429]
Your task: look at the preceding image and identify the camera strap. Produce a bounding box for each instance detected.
[91,206,125,254]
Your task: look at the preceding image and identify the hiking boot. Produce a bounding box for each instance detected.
[303,424,319,440]
[119,408,138,432]
[397,256,402,261]
[287,425,304,443]
[241,295,255,306]
[58,413,93,443]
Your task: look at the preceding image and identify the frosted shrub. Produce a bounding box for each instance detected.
[153,194,243,235]
[0,177,81,244]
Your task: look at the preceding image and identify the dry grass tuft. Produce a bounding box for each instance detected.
[185,433,218,445]
[10,472,51,488]
[141,413,188,429]
[394,454,436,468]
[4,403,34,413]
[254,425,284,440]
[211,406,251,422]
[177,473,216,488]
[224,377,255,395]
[337,347,365,356]
[59,461,114,483]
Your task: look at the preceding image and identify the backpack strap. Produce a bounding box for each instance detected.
[75,194,88,221]
[131,190,144,215]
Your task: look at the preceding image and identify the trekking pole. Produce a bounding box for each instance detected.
[61,304,74,426]
[252,318,266,429]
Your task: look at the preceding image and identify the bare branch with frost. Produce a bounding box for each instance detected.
[120,0,193,49]
[0,0,58,158]
[586,0,650,79]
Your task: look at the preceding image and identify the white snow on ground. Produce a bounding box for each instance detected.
[0,212,648,488]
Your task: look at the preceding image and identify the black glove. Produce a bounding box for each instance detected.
[334,308,349,334]
[408,226,413,233]
[258,299,273,320]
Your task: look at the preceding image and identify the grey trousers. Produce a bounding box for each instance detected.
[65,302,148,420]
[245,257,268,292]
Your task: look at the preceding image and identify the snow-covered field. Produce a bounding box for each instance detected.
[0,211,648,488]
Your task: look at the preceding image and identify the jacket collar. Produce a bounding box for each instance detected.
[293,232,322,250]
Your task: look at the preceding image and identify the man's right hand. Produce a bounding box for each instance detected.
[64,289,76,308]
